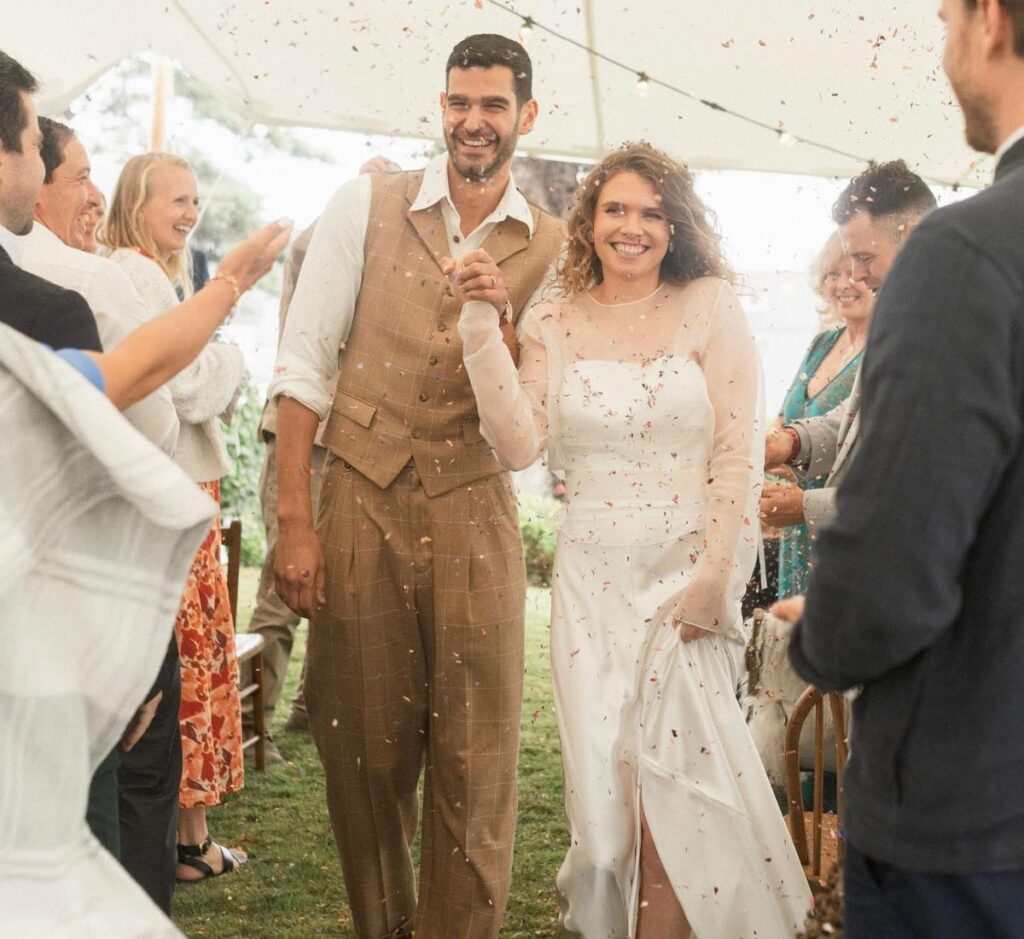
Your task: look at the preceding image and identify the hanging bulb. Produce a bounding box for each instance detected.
[518,16,534,43]
[634,72,650,98]
[778,130,796,148]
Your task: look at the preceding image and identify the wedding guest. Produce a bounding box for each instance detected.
[240,219,324,760]
[789,1,1024,933]
[0,52,99,351]
[18,116,183,886]
[761,161,936,532]
[82,188,104,253]
[241,157,400,756]
[456,142,810,938]
[773,232,872,599]
[104,152,248,882]
[0,215,289,937]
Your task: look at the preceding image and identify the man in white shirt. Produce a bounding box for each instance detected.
[270,34,562,939]
[21,119,178,454]
[20,115,183,915]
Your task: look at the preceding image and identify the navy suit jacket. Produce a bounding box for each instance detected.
[0,243,101,351]
[790,138,1024,872]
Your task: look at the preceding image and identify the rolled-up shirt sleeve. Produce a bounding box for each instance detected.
[269,175,371,419]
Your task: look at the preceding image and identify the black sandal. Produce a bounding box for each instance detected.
[176,833,247,882]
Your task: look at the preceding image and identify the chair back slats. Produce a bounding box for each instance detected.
[784,685,849,885]
[220,519,242,625]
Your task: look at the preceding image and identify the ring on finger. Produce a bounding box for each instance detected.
[490,275,497,288]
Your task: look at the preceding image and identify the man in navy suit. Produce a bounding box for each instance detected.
[0,50,99,351]
[788,1,1024,934]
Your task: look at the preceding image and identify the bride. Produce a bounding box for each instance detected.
[454,143,810,937]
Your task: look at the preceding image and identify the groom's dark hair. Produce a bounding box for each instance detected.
[446,34,533,104]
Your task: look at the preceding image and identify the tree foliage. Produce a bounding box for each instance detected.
[220,380,267,567]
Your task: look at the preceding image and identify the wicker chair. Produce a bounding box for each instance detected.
[784,686,849,890]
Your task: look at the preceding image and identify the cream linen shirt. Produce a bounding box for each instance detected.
[0,223,27,264]
[16,224,179,454]
[270,153,546,420]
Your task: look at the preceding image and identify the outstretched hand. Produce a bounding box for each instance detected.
[216,218,295,295]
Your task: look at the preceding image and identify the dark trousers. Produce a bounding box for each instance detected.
[845,840,1024,939]
[86,746,120,857]
[117,638,182,915]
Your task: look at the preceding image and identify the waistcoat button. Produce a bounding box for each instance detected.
[428,356,439,366]
[419,392,429,402]
[437,322,447,332]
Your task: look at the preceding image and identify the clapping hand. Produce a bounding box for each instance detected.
[759,482,806,528]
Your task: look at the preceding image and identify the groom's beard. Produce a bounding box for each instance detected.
[445,127,518,182]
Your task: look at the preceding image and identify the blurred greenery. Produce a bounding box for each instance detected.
[518,492,562,587]
[220,381,267,567]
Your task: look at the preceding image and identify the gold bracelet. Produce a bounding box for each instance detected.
[210,271,241,306]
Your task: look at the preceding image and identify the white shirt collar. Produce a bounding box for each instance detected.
[23,221,65,253]
[994,124,1024,174]
[0,223,28,265]
[410,152,535,238]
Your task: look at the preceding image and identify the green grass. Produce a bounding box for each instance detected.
[173,574,565,937]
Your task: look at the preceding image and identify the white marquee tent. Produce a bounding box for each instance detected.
[4,0,987,186]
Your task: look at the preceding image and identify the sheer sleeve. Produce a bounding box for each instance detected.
[458,299,550,470]
[672,281,764,633]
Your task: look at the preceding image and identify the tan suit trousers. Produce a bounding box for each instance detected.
[306,455,526,939]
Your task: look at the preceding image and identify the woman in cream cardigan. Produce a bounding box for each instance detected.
[103,152,248,881]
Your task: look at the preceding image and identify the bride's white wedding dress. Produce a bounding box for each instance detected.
[460,278,810,938]
[0,324,214,937]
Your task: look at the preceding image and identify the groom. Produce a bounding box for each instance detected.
[271,34,561,939]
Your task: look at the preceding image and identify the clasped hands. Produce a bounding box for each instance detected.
[441,248,509,313]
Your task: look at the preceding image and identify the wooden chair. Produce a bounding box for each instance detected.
[221,520,267,771]
[784,686,849,890]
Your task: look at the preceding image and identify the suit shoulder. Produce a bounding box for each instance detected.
[0,263,100,350]
[0,260,88,308]
[915,176,1024,290]
[923,171,1024,239]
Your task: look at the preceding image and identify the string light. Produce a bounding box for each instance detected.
[485,0,873,169]
[518,16,534,43]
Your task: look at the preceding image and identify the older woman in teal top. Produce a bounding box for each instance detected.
[776,233,872,599]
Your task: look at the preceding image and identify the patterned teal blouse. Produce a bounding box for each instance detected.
[776,327,862,599]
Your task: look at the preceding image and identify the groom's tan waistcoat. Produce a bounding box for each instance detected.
[320,170,561,496]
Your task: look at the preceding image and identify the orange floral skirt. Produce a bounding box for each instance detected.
[175,480,244,808]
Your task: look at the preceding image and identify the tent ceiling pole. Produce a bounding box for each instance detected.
[150,56,172,152]
[581,0,605,159]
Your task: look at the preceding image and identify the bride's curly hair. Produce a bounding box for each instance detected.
[559,142,733,295]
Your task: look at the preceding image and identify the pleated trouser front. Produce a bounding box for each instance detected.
[306,456,526,939]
